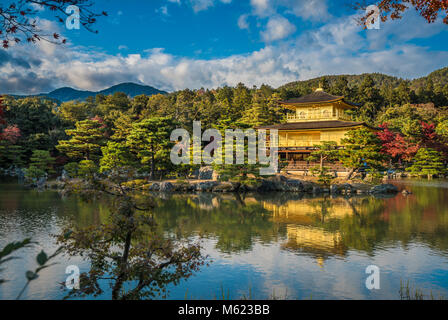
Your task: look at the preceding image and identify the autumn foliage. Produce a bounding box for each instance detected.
[376,124,419,162]
[0,0,106,48]
[377,121,448,165]
[356,0,448,25]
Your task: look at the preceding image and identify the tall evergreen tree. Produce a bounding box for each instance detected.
[57,119,107,161]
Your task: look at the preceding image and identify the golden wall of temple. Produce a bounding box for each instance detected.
[278,128,352,148]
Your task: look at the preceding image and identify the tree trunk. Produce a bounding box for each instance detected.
[150,144,155,180]
[112,230,132,300]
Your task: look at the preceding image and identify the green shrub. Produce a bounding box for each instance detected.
[64,162,79,178]
[78,160,98,179]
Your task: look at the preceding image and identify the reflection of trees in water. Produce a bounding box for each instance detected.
[4,182,448,260]
[147,188,448,258]
[0,184,110,237]
[265,188,448,255]
[150,193,283,254]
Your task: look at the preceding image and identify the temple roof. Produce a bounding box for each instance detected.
[256,120,379,131]
[279,88,359,107]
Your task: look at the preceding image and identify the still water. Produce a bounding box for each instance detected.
[0,180,448,300]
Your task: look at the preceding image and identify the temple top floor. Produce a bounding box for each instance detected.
[279,88,359,123]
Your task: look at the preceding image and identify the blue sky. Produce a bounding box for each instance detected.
[1,0,448,94]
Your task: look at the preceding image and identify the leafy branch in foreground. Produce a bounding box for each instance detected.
[353,0,448,27]
[57,169,207,300]
[0,238,62,299]
[0,0,107,48]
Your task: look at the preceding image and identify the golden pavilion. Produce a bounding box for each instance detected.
[258,88,378,173]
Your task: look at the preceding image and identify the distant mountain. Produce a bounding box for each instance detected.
[279,73,403,91]
[11,82,167,102]
[412,67,448,89]
[278,67,448,91]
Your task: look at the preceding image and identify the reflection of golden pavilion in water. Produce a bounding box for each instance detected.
[264,198,355,266]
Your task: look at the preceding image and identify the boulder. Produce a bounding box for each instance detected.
[312,186,322,194]
[159,182,174,192]
[351,183,372,195]
[267,175,288,183]
[174,182,195,192]
[257,179,280,192]
[301,181,316,193]
[198,166,214,180]
[148,182,160,191]
[330,184,340,194]
[285,179,303,192]
[239,183,258,192]
[370,184,399,194]
[340,183,354,195]
[195,181,219,192]
[212,182,241,193]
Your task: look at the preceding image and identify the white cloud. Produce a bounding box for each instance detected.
[238,14,250,30]
[250,0,273,16]
[177,0,233,13]
[0,11,447,95]
[157,5,169,16]
[261,16,296,42]
[281,0,330,21]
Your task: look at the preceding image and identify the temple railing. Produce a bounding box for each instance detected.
[286,114,352,122]
[282,161,349,172]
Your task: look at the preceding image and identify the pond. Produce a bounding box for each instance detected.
[0,180,448,300]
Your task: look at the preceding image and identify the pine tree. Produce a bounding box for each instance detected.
[25,150,55,180]
[406,147,446,179]
[308,141,339,171]
[126,117,177,179]
[56,119,107,161]
[340,128,385,180]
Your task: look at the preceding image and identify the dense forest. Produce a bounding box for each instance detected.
[1,67,448,180]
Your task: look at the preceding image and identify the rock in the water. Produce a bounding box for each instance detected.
[330,184,340,194]
[370,184,399,194]
[148,182,160,191]
[312,186,322,194]
[284,179,303,192]
[195,181,219,192]
[340,183,354,195]
[257,179,279,192]
[160,182,174,192]
[174,182,195,192]
[212,182,240,192]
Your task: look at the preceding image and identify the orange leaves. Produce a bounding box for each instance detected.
[355,0,448,25]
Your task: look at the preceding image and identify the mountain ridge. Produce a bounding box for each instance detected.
[278,67,448,91]
[7,82,167,102]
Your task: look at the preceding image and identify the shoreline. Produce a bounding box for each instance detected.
[42,175,401,197]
